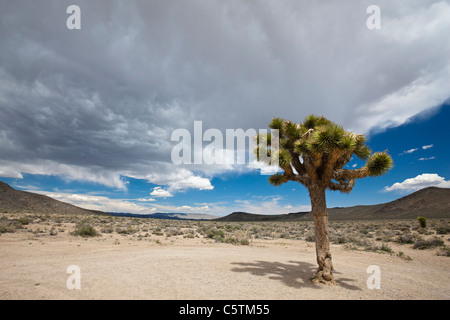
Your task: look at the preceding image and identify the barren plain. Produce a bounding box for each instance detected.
[0,213,449,300]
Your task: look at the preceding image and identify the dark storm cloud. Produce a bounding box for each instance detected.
[0,0,449,189]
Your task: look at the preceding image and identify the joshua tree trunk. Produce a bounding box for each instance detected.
[309,184,335,284]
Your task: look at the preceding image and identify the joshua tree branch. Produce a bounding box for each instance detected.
[333,167,369,181]
[327,179,355,194]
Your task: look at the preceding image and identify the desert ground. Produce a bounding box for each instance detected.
[0,213,449,300]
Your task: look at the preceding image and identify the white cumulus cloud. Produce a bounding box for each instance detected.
[150,187,174,198]
[384,173,450,192]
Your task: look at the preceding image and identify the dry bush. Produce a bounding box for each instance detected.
[436,246,450,257]
[71,219,100,237]
[413,236,444,250]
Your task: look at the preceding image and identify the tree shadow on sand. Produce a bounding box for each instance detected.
[230,260,360,290]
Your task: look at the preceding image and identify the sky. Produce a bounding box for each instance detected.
[0,0,449,216]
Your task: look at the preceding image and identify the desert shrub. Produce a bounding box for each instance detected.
[224,237,237,244]
[116,226,139,235]
[249,226,260,234]
[343,243,359,251]
[206,228,225,241]
[224,235,250,246]
[232,230,251,245]
[182,229,196,238]
[197,224,211,235]
[417,216,427,228]
[305,233,315,242]
[279,232,290,239]
[100,226,114,234]
[375,229,395,242]
[184,233,196,239]
[0,223,15,234]
[225,224,244,231]
[436,226,449,235]
[334,235,350,244]
[413,236,444,250]
[353,236,373,247]
[152,227,164,236]
[52,217,64,224]
[359,228,370,235]
[0,217,19,233]
[363,242,381,252]
[395,234,415,244]
[436,246,450,257]
[165,228,184,237]
[398,225,411,232]
[397,251,412,261]
[329,227,352,244]
[72,220,100,237]
[364,242,392,253]
[17,217,31,225]
[380,242,393,253]
[417,228,433,235]
[49,226,58,236]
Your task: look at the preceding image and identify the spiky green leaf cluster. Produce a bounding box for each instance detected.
[303,114,332,129]
[268,173,285,186]
[309,124,345,152]
[366,152,393,177]
[269,118,284,131]
[353,135,370,160]
[272,115,386,161]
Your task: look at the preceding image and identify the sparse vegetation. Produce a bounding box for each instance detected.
[72,219,100,237]
[436,225,449,235]
[116,225,139,235]
[395,234,416,244]
[101,226,114,234]
[17,217,31,225]
[49,226,58,236]
[0,212,448,258]
[413,236,444,250]
[0,216,20,234]
[436,246,450,257]
[397,251,412,261]
[380,242,393,253]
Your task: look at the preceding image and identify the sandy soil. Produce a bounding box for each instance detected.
[0,226,448,300]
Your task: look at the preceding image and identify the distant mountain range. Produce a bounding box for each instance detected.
[107,212,216,220]
[215,187,450,221]
[1,180,449,221]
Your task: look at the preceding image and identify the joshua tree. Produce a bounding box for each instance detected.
[255,115,393,284]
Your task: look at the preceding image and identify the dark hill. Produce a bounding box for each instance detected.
[215,187,450,221]
[214,212,287,222]
[0,181,106,215]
